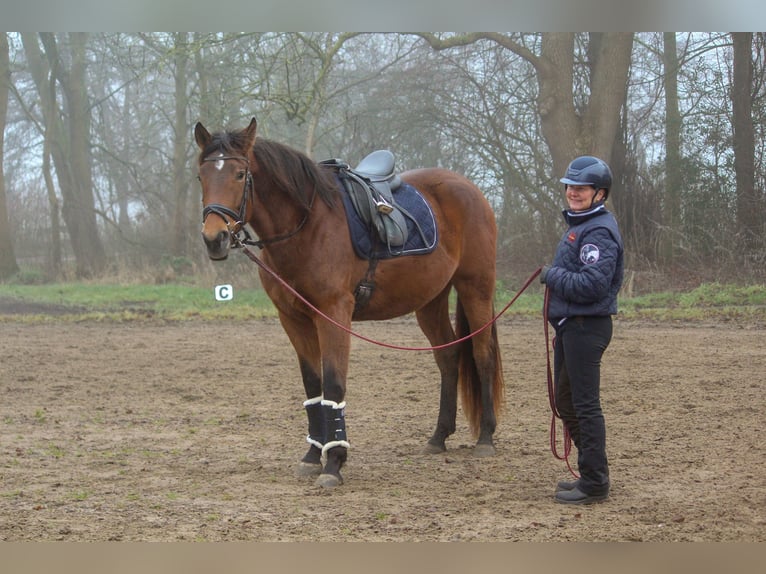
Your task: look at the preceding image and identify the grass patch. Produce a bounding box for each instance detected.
[1,281,764,323]
[619,282,766,321]
[46,444,66,459]
[0,283,277,322]
[1,490,24,499]
[70,490,91,501]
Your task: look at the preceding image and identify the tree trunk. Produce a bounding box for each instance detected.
[171,32,190,257]
[663,32,683,264]
[538,33,634,180]
[57,33,106,276]
[42,114,63,277]
[25,33,105,278]
[20,34,63,275]
[117,77,133,232]
[0,33,19,279]
[536,33,579,178]
[731,32,759,256]
[193,33,212,124]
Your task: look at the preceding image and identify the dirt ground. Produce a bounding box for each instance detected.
[0,314,764,542]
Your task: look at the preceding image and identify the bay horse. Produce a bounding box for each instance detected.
[195,118,504,488]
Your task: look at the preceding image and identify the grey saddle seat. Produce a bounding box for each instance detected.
[354,150,402,191]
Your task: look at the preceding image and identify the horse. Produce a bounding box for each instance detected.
[194,117,504,488]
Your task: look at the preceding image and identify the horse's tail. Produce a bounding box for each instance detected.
[456,298,505,438]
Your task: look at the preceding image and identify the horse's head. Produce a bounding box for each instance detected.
[194,117,258,260]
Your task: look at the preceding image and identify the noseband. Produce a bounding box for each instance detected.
[200,153,316,249]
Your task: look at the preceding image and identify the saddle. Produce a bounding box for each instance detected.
[320,151,409,250]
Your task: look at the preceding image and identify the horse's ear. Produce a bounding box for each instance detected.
[243,117,258,149]
[194,122,211,150]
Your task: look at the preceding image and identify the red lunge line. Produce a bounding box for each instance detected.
[239,241,540,352]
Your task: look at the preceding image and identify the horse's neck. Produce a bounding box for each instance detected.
[248,180,336,252]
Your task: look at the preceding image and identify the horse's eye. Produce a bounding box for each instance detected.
[236,170,246,181]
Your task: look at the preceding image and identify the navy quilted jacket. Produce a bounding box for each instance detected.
[544,204,624,324]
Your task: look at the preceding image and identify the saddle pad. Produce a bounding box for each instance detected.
[340,181,438,260]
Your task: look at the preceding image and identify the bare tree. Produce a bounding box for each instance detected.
[0,33,19,279]
[21,33,106,277]
[240,32,363,157]
[2,32,764,285]
[662,32,683,265]
[415,33,634,179]
[18,32,63,275]
[171,32,191,257]
[732,32,760,257]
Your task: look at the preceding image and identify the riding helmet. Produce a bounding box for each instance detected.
[560,156,613,197]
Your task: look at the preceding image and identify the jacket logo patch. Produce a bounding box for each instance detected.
[580,244,600,264]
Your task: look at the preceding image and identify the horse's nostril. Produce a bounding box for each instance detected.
[202,228,231,259]
[202,229,231,261]
[202,229,228,245]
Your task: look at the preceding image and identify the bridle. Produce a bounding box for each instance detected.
[200,154,253,241]
[200,153,315,249]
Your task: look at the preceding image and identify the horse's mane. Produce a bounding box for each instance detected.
[199,128,338,210]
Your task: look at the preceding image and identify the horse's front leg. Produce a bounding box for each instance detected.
[314,308,352,488]
[297,359,325,475]
[276,310,326,477]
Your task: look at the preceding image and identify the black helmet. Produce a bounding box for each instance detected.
[560,156,612,196]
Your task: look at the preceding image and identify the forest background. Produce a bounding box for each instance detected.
[0,32,764,295]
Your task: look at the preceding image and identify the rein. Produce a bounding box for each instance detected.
[543,286,578,478]
[233,231,540,352]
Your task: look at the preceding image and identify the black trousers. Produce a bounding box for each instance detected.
[553,315,612,495]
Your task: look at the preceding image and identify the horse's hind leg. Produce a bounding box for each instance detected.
[454,282,504,458]
[415,288,461,454]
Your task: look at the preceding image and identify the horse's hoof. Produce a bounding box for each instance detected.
[315,473,343,488]
[295,461,322,477]
[422,442,446,455]
[473,443,496,458]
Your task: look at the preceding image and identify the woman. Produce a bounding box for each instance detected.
[540,156,624,504]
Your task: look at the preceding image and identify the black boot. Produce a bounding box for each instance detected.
[554,486,609,505]
[556,479,580,491]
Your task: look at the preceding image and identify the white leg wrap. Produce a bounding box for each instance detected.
[303,395,323,407]
[320,399,346,409]
[320,399,350,460]
[306,435,324,450]
[322,440,351,457]
[304,395,324,450]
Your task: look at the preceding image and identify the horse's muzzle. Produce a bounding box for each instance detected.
[202,229,231,260]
